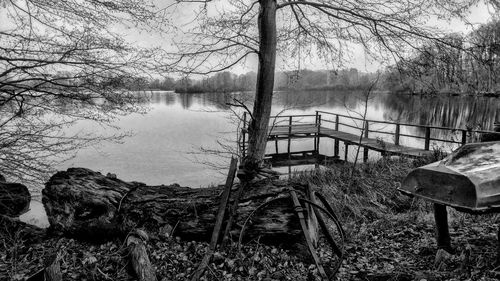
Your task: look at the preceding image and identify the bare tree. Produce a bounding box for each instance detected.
[164,0,497,171]
[0,0,168,183]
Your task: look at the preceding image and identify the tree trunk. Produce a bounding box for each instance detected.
[42,168,303,244]
[246,0,277,165]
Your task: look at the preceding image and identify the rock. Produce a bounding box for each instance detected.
[0,181,30,217]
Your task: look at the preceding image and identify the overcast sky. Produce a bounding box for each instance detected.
[122,1,497,74]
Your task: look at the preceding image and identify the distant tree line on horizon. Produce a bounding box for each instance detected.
[139,68,378,93]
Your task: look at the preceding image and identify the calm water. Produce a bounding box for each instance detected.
[58,90,500,187]
[21,90,500,227]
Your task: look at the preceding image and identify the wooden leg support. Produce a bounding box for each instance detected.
[433,203,452,252]
[497,226,500,265]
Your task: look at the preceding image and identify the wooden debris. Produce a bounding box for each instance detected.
[127,229,157,281]
[26,250,62,281]
[191,157,237,281]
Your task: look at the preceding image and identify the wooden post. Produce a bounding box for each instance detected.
[192,158,237,281]
[221,159,247,248]
[315,114,322,168]
[275,139,278,154]
[334,140,339,158]
[425,127,431,150]
[334,114,340,158]
[314,113,318,152]
[242,112,247,158]
[287,116,292,157]
[433,203,452,251]
[316,114,322,155]
[344,143,349,161]
[461,129,467,146]
[363,121,369,163]
[395,124,400,146]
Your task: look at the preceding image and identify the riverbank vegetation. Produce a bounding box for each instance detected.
[3,158,500,280]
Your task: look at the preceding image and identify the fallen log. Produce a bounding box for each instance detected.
[0,181,30,217]
[42,168,304,243]
[0,215,47,244]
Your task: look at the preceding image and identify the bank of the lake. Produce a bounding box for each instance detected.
[5,158,500,281]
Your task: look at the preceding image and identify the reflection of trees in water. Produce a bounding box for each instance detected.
[148,90,373,112]
[272,90,365,111]
[381,95,500,135]
[148,91,499,137]
[179,93,194,109]
[145,91,176,105]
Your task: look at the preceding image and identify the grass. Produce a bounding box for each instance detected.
[289,157,435,226]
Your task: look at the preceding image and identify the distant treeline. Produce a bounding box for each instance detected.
[137,68,379,94]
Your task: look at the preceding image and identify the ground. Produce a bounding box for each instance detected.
[2,208,500,280]
[2,159,499,280]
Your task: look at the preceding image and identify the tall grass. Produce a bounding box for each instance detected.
[290,154,446,225]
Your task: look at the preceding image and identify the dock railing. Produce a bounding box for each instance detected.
[240,110,500,163]
[316,110,499,151]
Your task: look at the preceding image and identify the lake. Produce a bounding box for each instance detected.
[60,90,500,187]
[21,90,500,227]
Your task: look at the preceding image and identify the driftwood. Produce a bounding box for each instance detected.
[42,168,304,243]
[0,181,30,217]
[26,250,63,281]
[126,229,157,281]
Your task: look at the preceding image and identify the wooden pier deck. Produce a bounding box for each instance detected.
[268,125,433,158]
[240,111,500,168]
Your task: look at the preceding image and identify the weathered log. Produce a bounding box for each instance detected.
[0,215,47,244]
[127,229,157,281]
[42,168,304,243]
[0,181,30,217]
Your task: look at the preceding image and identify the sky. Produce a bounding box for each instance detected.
[119,1,497,75]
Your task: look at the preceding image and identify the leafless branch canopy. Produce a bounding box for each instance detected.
[164,0,495,74]
[0,0,167,183]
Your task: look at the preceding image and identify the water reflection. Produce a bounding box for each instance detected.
[63,90,498,187]
[144,90,499,141]
[381,95,500,131]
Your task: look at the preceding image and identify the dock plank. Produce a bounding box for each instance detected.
[267,124,432,159]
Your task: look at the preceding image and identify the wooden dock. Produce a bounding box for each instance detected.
[240,111,500,168]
